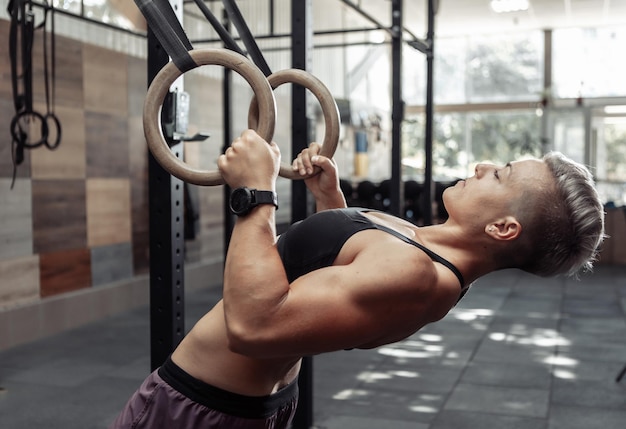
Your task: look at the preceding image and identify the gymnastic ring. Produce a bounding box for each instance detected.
[143,49,277,186]
[248,69,340,181]
[43,113,62,150]
[10,110,49,149]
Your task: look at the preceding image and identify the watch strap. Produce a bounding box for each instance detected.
[252,189,278,210]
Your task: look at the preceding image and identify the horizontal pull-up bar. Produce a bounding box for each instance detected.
[339,0,398,37]
[338,0,425,44]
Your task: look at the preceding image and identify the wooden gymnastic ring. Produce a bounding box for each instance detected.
[143,49,277,186]
[248,69,340,181]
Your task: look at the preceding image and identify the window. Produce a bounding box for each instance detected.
[403,109,542,180]
[550,109,585,164]
[53,1,142,30]
[466,32,543,103]
[553,27,626,99]
[404,32,543,106]
[592,111,626,205]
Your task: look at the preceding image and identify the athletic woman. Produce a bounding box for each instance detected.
[110,129,604,429]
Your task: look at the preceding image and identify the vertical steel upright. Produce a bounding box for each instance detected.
[223,9,235,252]
[290,0,313,223]
[390,0,404,217]
[147,0,186,371]
[291,2,314,427]
[423,0,436,225]
[540,29,552,155]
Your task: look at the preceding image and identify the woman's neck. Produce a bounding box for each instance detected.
[416,222,501,285]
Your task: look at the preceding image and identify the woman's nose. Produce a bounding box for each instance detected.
[474,163,493,178]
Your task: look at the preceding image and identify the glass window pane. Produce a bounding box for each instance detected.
[53,0,143,31]
[593,115,626,205]
[553,27,626,99]
[434,38,468,104]
[54,0,82,14]
[403,111,469,180]
[406,32,543,106]
[551,110,585,164]
[403,110,543,181]
[466,32,543,103]
[470,110,543,163]
[603,119,626,181]
[402,45,427,105]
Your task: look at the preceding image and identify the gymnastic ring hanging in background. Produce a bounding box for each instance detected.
[143,49,277,186]
[10,110,49,149]
[247,68,340,181]
[44,113,62,150]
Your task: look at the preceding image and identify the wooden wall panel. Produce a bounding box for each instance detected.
[86,178,131,247]
[48,35,84,109]
[31,29,84,109]
[85,111,129,177]
[129,115,149,274]
[127,56,147,117]
[0,97,31,179]
[90,242,133,286]
[0,254,39,306]
[83,45,128,115]
[32,179,87,253]
[39,248,91,297]
[0,178,33,259]
[0,20,13,100]
[30,104,86,179]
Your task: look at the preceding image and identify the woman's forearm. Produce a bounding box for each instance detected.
[314,188,347,212]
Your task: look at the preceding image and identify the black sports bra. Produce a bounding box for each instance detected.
[276,207,465,291]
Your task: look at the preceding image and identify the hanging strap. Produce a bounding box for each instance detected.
[42,1,61,150]
[134,0,271,76]
[7,0,60,189]
[191,0,272,76]
[8,0,36,115]
[191,0,245,56]
[221,0,272,76]
[133,0,197,73]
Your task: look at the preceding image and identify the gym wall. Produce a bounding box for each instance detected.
[0,18,238,350]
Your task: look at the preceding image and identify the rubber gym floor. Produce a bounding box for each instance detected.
[1,266,625,429]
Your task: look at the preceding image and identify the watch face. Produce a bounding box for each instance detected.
[230,188,252,215]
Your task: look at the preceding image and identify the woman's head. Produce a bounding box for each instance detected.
[515,152,605,277]
[443,152,605,277]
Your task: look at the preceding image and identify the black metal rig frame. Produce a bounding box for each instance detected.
[144,1,437,427]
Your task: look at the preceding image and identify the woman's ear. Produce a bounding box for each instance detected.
[486,216,522,241]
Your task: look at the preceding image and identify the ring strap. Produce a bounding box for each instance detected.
[133,0,197,73]
[191,0,245,57]
[221,0,272,76]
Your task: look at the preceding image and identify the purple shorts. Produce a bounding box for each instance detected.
[109,357,298,429]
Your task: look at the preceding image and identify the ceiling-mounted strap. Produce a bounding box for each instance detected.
[191,0,245,56]
[221,0,272,77]
[133,0,197,73]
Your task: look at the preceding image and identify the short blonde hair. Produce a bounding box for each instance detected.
[519,152,605,277]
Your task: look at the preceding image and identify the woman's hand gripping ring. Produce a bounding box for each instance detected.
[247,68,340,181]
[143,48,277,186]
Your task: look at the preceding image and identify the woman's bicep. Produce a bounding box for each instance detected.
[238,257,429,358]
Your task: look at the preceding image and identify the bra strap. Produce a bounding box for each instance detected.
[371,223,465,288]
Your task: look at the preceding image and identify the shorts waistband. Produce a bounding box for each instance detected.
[158,356,299,419]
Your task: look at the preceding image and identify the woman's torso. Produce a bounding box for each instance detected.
[172,208,462,397]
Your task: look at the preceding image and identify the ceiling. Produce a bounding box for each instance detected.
[108,1,626,41]
[340,0,626,38]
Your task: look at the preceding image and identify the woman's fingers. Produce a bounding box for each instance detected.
[292,143,322,175]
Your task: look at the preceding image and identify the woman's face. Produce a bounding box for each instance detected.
[443,159,553,225]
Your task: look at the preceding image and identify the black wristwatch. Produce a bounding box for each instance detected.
[229,187,278,216]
